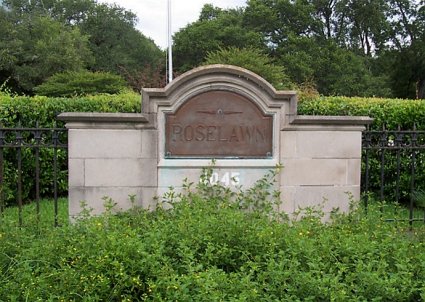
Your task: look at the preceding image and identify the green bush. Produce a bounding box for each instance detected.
[0,90,140,127]
[298,96,425,130]
[0,171,424,301]
[0,91,140,205]
[34,70,128,97]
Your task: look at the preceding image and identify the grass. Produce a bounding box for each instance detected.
[364,201,425,228]
[0,198,68,230]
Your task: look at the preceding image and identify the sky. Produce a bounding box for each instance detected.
[98,0,247,50]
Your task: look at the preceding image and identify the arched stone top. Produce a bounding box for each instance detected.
[141,64,297,115]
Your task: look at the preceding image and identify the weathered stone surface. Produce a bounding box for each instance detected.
[69,129,143,159]
[68,159,85,187]
[280,185,360,215]
[294,186,360,213]
[295,131,361,158]
[141,130,158,159]
[281,158,348,186]
[158,166,274,191]
[69,187,144,217]
[85,159,156,187]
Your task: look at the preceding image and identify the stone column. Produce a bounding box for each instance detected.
[280,116,373,217]
[58,113,158,219]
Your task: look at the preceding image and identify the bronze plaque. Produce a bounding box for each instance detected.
[165,91,273,158]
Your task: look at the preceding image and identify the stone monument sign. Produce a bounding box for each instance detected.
[59,64,372,219]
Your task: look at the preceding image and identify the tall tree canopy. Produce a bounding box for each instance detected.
[0,0,163,94]
[1,0,424,97]
[173,1,424,98]
[173,4,266,72]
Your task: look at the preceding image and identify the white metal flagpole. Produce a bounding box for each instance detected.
[167,0,173,83]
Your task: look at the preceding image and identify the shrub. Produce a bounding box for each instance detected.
[0,90,140,128]
[298,96,425,130]
[0,171,424,301]
[34,70,128,97]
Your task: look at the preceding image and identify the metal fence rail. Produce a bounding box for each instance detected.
[0,126,67,226]
[362,126,425,225]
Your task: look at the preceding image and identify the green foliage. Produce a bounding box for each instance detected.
[411,190,425,210]
[0,92,140,205]
[34,70,128,97]
[172,0,425,98]
[0,198,69,229]
[204,47,295,90]
[77,2,163,77]
[0,174,424,300]
[276,38,393,97]
[0,91,140,127]
[298,96,425,130]
[173,5,265,72]
[0,0,163,94]
[0,14,92,93]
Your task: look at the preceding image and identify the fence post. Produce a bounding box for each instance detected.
[0,124,4,219]
[53,127,59,227]
[409,124,417,228]
[33,122,41,224]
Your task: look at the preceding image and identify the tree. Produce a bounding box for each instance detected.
[243,0,397,96]
[385,0,425,98]
[313,42,392,96]
[0,0,164,93]
[344,0,390,55]
[173,4,265,72]
[0,11,92,93]
[78,3,162,74]
[204,47,294,89]
[0,6,19,90]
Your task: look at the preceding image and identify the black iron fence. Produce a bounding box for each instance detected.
[0,124,424,227]
[0,125,67,226]
[362,126,425,225]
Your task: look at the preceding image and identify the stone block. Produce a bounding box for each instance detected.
[68,159,85,187]
[69,129,143,159]
[296,131,362,159]
[347,159,361,186]
[85,159,157,187]
[280,131,297,159]
[279,185,296,214]
[281,158,347,186]
[140,187,159,210]
[69,187,145,218]
[293,185,359,213]
[141,130,158,159]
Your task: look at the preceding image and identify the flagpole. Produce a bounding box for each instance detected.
[167,0,173,83]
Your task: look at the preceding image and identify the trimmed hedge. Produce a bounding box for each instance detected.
[298,96,425,130]
[0,91,140,128]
